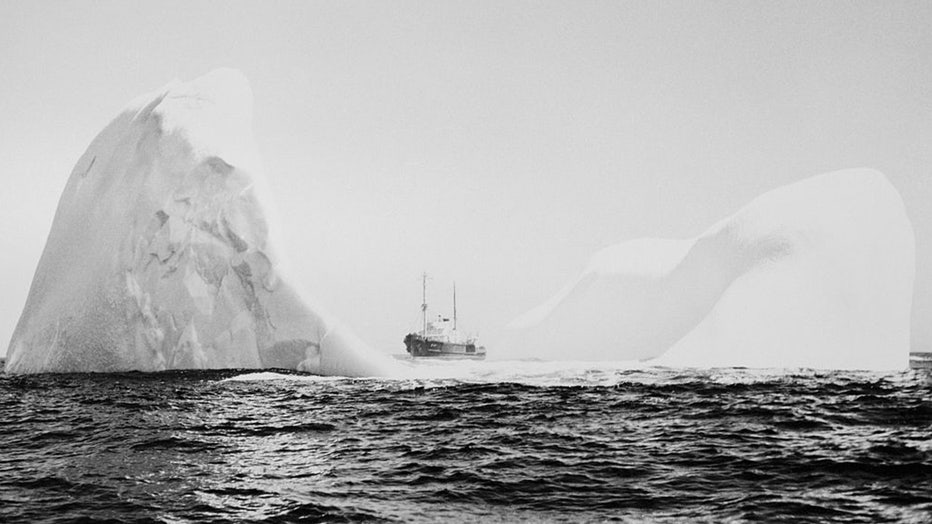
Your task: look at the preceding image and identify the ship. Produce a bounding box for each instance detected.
[910,352,932,370]
[404,273,486,360]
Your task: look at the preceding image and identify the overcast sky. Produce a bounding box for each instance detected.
[1,0,930,356]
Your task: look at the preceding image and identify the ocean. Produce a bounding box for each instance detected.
[1,359,931,523]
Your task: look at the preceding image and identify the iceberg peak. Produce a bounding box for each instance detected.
[5,70,396,376]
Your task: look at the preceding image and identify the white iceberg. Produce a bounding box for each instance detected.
[499,169,915,371]
[5,69,398,376]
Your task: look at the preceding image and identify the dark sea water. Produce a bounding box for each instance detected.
[2,359,931,523]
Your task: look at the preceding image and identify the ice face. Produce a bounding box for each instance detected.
[499,169,915,371]
[4,69,398,376]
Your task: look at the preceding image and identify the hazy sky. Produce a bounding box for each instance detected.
[1,0,930,356]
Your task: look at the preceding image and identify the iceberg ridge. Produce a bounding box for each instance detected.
[499,169,915,371]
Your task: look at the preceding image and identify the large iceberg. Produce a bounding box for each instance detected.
[5,69,397,376]
[500,169,915,370]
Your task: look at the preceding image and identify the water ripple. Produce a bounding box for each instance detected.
[1,365,930,522]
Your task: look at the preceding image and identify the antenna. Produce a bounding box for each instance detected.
[421,272,428,335]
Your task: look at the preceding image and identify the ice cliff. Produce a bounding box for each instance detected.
[500,169,915,370]
[5,69,397,376]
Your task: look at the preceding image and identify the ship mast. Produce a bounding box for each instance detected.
[453,281,457,331]
[421,272,428,336]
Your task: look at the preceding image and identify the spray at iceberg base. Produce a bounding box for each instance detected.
[4,70,398,377]
[498,169,915,371]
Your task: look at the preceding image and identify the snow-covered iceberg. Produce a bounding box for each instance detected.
[499,169,914,371]
[5,69,397,376]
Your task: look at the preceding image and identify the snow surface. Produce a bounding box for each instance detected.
[4,69,399,376]
[498,169,915,371]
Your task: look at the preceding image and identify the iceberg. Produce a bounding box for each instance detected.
[500,169,915,371]
[5,69,397,376]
